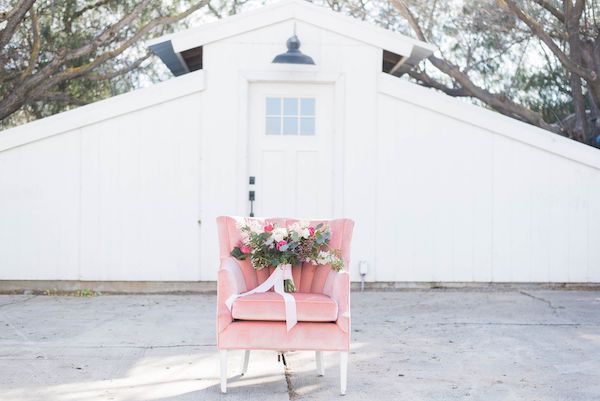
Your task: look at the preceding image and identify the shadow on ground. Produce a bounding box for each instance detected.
[1,290,599,400]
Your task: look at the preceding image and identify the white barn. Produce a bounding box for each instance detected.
[1,0,600,289]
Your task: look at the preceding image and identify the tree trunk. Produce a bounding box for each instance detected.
[587,90,600,141]
[584,37,600,116]
[564,1,588,142]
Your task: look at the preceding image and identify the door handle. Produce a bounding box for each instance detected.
[249,191,255,217]
[249,176,256,217]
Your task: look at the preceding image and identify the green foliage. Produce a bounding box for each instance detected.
[41,288,101,296]
[0,0,212,129]
[230,246,248,260]
[230,222,343,272]
[315,0,600,145]
[6,0,597,145]
[75,288,100,297]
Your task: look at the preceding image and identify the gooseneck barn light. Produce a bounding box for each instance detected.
[272,26,315,65]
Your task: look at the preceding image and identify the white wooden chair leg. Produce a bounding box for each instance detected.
[340,351,348,395]
[315,351,325,376]
[241,350,250,376]
[220,349,228,393]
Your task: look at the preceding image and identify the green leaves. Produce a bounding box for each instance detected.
[233,222,344,272]
[230,246,248,260]
[258,232,271,242]
[0,0,210,129]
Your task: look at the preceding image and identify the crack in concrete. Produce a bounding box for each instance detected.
[0,343,216,349]
[0,305,53,385]
[0,295,37,309]
[96,343,216,349]
[519,291,562,313]
[431,322,587,327]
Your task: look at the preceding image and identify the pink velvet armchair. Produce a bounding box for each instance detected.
[216,216,354,395]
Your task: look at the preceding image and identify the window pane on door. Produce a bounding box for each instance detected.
[299,117,315,135]
[282,117,298,135]
[265,97,316,136]
[300,98,315,116]
[266,117,280,135]
[283,98,298,115]
[266,97,281,115]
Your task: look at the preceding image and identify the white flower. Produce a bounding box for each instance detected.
[248,220,263,234]
[316,250,340,266]
[272,227,288,242]
[288,221,311,239]
[316,250,328,265]
[288,222,301,235]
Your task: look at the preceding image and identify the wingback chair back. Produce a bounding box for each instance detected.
[216,216,355,395]
[216,216,354,294]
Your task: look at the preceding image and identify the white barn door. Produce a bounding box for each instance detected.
[248,83,335,218]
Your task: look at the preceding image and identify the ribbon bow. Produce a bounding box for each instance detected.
[225,264,298,331]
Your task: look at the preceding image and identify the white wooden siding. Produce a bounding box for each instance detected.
[1,18,599,283]
[0,92,203,281]
[375,90,600,283]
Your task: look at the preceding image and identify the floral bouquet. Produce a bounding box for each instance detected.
[230,220,344,292]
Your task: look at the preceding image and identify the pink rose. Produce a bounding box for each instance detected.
[308,227,315,236]
[276,240,287,250]
[240,245,252,254]
[264,224,274,232]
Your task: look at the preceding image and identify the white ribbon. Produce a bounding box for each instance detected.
[225,264,298,331]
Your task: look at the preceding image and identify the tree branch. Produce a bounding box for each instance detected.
[563,0,589,140]
[530,0,565,23]
[34,92,89,106]
[0,0,208,121]
[573,0,586,20]
[424,0,439,39]
[87,52,152,81]
[63,0,154,64]
[9,0,153,95]
[407,69,470,97]
[72,0,112,20]
[389,0,427,41]
[429,54,557,131]
[391,0,558,133]
[498,0,595,81]
[207,1,223,18]
[0,0,36,51]
[59,0,208,81]
[20,6,40,78]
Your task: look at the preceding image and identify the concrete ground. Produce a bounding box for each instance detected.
[1,290,599,401]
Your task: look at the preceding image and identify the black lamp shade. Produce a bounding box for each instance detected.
[272,35,315,65]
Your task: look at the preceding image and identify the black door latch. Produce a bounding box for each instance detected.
[249,190,255,217]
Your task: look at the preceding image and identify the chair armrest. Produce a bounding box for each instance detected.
[329,270,350,333]
[217,257,247,335]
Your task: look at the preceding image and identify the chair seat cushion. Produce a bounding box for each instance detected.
[231,292,338,322]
